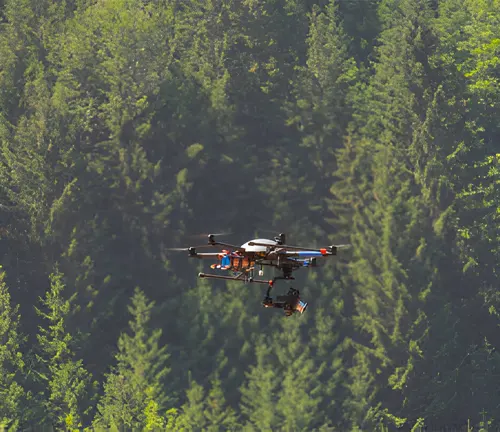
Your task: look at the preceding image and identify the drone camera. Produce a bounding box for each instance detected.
[208,234,215,244]
[295,300,308,314]
[188,247,197,256]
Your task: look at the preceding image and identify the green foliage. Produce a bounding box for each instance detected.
[1,0,500,430]
[175,375,239,431]
[240,341,279,431]
[94,287,173,430]
[0,270,25,430]
[204,377,239,431]
[35,269,97,429]
[177,378,207,431]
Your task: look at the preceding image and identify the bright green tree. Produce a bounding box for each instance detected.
[94,287,172,430]
[176,377,208,431]
[35,269,97,429]
[240,339,279,431]
[275,318,323,431]
[0,269,25,430]
[176,374,239,431]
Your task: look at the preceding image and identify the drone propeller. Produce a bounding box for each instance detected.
[333,244,352,249]
[186,231,232,239]
[166,244,217,251]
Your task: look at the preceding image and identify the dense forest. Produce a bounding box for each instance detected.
[0,0,499,430]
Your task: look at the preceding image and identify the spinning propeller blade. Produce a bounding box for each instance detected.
[186,231,232,239]
[333,244,351,249]
[166,244,217,251]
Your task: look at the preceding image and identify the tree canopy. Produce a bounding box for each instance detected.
[1,0,500,429]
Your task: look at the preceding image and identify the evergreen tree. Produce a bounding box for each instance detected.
[204,376,239,431]
[94,287,172,430]
[333,0,448,428]
[240,339,279,431]
[274,317,323,431]
[176,374,239,431]
[177,377,208,431]
[34,269,97,429]
[3,0,500,429]
[281,0,358,232]
[0,269,25,430]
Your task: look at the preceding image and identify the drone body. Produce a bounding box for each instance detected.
[176,233,349,316]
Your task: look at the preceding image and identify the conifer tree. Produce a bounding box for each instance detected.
[204,376,239,431]
[176,374,239,431]
[307,282,346,428]
[407,3,500,425]
[0,269,25,430]
[240,339,279,431]
[177,377,208,431]
[333,0,446,428]
[282,0,358,230]
[274,318,323,431]
[34,269,97,429]
[94,287,172,430]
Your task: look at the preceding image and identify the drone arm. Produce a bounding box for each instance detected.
[249,241,350,255]
[285,251,326,258]
[207,234,246,252]
[248,241,333,255]
[191,253,223,259]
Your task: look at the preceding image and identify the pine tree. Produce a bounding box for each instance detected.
[175,374,239,431]
[242,317,324,431]
[307,279,346,429]
[274,317,323,431]
[332,0,448,428]
[0,269,25,430]
[280,0,358,232]
[404,2,500,425]
[240,339,279,431]
[34,268,97,429]
[204,376,239,431]
[94,287,172,430]
[176,377,208,431]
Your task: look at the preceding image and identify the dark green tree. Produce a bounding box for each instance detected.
[281,0,358,233]
[332,0,450,428]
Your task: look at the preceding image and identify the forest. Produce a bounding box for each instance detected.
[0,0,500,430]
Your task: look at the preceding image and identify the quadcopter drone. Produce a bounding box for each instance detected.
[172,233,350,316]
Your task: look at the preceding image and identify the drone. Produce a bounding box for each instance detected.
[171,233,350,316]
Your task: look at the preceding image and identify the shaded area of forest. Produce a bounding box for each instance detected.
[1,0,500,430]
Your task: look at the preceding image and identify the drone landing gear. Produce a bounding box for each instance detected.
[197,272,308,316]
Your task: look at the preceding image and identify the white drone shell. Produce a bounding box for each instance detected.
[241,238,277,253]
